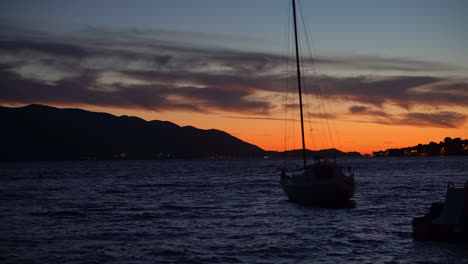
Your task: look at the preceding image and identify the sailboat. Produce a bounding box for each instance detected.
[279,0,356,204]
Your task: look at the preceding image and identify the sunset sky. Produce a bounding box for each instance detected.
[1,0,467,154]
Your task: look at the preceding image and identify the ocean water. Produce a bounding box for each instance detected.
[1,157,467,263]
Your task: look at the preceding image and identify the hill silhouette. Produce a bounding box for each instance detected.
[265,149,361,158]
[0,104,264,160]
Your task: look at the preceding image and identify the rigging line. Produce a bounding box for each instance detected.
[282,1,291,152]
[298,0,339,150]
[293,3,315,152]
[288,4,296,152]
[291,72,297,151]
[282,68,324,72]
[298,1,326,148]
[301,69,315,151]
[296,0,326,150]
[301,3,343,151]
[286,1,296,152]
[302,74,316,151]
[302,55,316,150]
[292,0,307,167]
[295,25,301,151]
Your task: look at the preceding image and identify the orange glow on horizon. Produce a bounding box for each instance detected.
[6,102,467,155]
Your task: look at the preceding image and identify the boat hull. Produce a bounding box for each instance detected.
[412,182,468,243]
[412,215,467,242]
[280,163,355,204]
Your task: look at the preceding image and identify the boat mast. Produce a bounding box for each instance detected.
[292,0,307,168]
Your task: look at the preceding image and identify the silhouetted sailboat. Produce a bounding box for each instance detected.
[279,0,355,204]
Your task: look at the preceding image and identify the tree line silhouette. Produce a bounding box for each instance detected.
[373,137,468,157]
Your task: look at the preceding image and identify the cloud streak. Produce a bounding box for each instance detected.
[312,75,468,108]
[348,105,467,128]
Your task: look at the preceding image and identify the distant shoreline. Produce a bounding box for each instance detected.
[373,137,468,157]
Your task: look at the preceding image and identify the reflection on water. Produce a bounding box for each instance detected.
[0,157,467,263]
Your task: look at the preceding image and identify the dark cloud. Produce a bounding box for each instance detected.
[0,23,467,121]
[348,105,390,117]
[0,40,87,58]
[310,75,468,108]
[0,70,169,109]
[283,103,337,119]
[348,106,467,128]
[173,86,271,114]
[79,25,268,51]
[349,105,367,113]
[120,70,277,92]
[0,68,269,114]
[222,115,284,121]
[347,103,467,128]
[399,111,467,128]
[221,115,325,125]
[318,55,456,72]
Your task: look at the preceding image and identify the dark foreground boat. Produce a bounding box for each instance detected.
[280,158,355,204]
[412,181,468,242]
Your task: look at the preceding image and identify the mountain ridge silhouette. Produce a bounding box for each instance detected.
[0,104,264,160]
[0,104,362,161]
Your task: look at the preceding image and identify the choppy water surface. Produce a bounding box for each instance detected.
[1,157,467,263]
